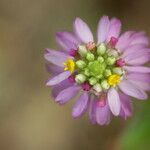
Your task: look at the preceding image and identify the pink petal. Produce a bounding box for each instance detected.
[52,79,73,98]
[44,49,71,67]
[72,92,89,118]
[130,32,149,46]
[106,18,122,42]
[119,92,132,119]
[95,103,111,125]
[74,17,94,43]
[124,51,148,61]
[122,44,146,58]
[127,73,150,83]
[125,54,150,65]
[89,96,97,124]
[56,32,80,51]
[129,80,150,91]
[107,88,121,116]
[124,50,150,65]
[124,66,150,73]
[46,64,63,75]
[97,16,110,43]
[56,85,80,104]
[46,71,71,86]
[116,31,135,51]
[119,80,147,100]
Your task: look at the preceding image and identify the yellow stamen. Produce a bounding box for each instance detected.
[108,74,121,87]
[63,59,75,73]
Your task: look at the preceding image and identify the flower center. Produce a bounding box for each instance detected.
[65,39,126,96]
[88,61,106,77]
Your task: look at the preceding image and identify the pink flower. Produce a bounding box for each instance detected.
[44,16,150,125]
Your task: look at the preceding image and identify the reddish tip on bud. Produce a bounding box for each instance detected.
[86,42,96,51]
[97,93,106,107]
[68,75,76,83]
[116,58,126,67]
[97,100,106,107]
[81,82,92,91]
[69,49,78,57]
[109,37,118,48]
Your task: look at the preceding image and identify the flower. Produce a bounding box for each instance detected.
[44,16,150,125]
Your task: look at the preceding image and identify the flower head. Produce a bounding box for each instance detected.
[45,16,150,125]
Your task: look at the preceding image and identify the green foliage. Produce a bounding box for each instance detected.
[119,98,150,150]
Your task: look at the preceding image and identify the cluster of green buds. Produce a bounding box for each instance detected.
[74,41,125,94]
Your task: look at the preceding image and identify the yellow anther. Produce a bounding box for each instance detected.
[108,74,121,87]
[63,59,75,73]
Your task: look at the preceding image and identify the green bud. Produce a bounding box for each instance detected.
[76,60,86,69]
[86,52,95,61]
[78,45,88,57]
[103,53,108,59]
[106,56,116,65]
[97,56,104,63]
[101,80,110,90]
[97,43,106,55]
[84,68,90,76]
[88,61,106,77]
[75,74,86,84]
[104,69,112,77]
[88,62,93,66]
[96,74,103,79]
[93,83,102,93]
[89,77,97,85]
[113,67,123,75]
[107,49,119,58]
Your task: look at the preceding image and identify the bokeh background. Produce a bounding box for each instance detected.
[0,0,150,149]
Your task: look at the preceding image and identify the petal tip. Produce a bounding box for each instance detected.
[44,48,51,54]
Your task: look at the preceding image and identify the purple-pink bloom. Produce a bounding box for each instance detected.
[44,16,150,125]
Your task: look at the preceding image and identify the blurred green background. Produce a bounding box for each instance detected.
[0,0,150,149]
